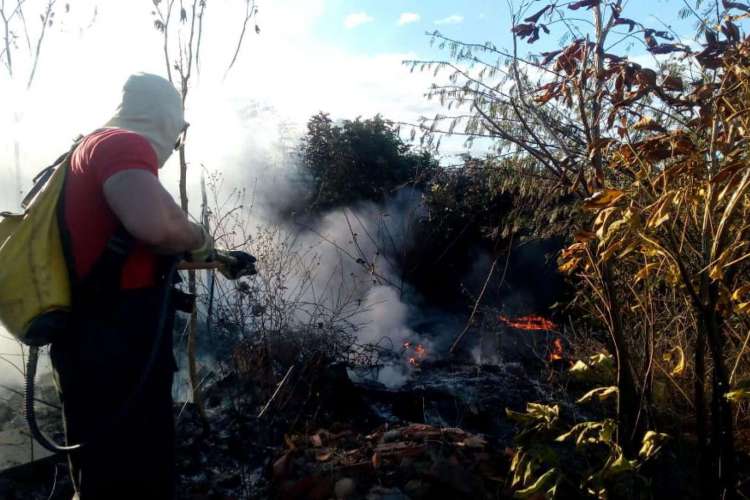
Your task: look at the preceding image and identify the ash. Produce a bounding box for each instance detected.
[172,352,558,499]
[0,345,563,499]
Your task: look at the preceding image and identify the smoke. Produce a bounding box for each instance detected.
[200,109,433,388]
[355,286,424,388]
[252,191,432,388]
[0,329,26,387]
[0,96,434,390]
[356,286,411,346]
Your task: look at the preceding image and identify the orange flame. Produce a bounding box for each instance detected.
[403,341,428,367]
[499,314,557,331]
[549,338,564,362]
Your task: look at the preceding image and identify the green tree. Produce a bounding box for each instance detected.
[300,112,437,211]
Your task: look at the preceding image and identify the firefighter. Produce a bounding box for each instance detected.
[51,72,253,499]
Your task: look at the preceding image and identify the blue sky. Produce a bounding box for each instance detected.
[314,0,505,56]
[311,0,698,59]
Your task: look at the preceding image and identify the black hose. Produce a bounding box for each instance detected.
[24,260,179,454]
[25,345,80,453]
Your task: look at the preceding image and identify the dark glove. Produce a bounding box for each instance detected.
[217,251,257,280]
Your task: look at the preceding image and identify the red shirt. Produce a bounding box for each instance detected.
[64,128,160,289]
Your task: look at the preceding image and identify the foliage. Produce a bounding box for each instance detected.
[506,400,666,499]
[410,1,750,496]
[507,352,675,499]
[299,112,438,211]
[554,10,750,496]
[421,155,577,242]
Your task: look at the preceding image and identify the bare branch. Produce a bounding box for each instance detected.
[223,0,256,80]
[26,0,54,89]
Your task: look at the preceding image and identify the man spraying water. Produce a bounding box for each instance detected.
[46,72,255,499]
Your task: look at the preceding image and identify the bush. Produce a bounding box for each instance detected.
[299,112,438,211]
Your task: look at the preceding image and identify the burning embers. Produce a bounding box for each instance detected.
[499,314,557,331]
[499,314,565,363]
[548,338,564,362]
[402,341,428,367]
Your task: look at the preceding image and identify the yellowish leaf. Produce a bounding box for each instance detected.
[725,389,750,402]
[646,195,672,229]
[663,346,686,377]
[639,431,670,459]
[633,116,666,132]
[730,285,750,314]
[558,256,581,274]
[577,386,618,404]
[513,468,558,498]
[635,263,659,283]
[584,189,625,210]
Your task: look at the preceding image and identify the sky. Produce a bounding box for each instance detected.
[0,0,700,213]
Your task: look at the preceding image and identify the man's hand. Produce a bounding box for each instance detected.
[217,251,257,280]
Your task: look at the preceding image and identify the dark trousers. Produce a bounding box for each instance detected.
[51,288,177,500]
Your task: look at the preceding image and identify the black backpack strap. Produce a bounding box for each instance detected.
[23,137,82,209]
[76,225,136,304]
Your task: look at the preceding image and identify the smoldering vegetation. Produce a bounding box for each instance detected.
[179,109,567,396]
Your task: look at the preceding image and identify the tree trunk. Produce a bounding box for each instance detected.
[179,144,210,434]
[602,262,641,455]
[694,326,710,498]
[702,302,737,500]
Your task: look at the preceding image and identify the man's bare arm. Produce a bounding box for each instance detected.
[103,170,204,254]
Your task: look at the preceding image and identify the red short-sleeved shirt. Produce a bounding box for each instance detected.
[64,128,160,289]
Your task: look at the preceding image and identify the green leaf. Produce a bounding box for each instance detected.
[639,431,670,459]
[511,452,528,487]
[577,386,618,404]
[556,420,616,447]
[555,422,590,443]
[569,360,589,374]
[568,353,615,385]
[506,408,535,425]
[725,389,750,402]
[605,453,635,476]
[513,468,559,498]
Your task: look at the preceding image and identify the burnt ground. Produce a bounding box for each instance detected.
[0,330,565,499]
[172,353,561,499]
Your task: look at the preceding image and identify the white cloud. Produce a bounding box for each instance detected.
[344,12,374,29]
[398,12,420,26]
[434,15,464,25]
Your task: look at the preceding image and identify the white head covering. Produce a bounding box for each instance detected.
[104,73,185,168]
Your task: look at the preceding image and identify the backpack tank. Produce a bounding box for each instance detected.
[0,147,74,346]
